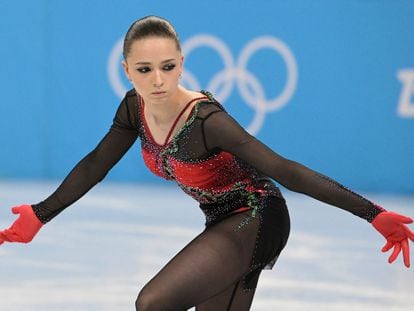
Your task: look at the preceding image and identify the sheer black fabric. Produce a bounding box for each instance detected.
[200,102,384,222]
[32,92,140,222]
[135,201,289,310]
[32,89,382,223]
[30,88,382,309]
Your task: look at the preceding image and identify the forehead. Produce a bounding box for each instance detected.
[128,37,180,61]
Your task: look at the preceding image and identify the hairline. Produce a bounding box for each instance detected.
[124,34,181,60]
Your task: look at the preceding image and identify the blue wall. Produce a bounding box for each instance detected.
[0,0,413,193]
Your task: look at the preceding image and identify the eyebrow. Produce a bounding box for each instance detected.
[135,58,177,65]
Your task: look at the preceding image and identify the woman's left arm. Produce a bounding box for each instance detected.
[202,109,414,266]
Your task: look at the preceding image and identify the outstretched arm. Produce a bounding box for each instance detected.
[202,108,414,266]
[31,124,138,223]
[203,110,382,220]
[0,93,140,244]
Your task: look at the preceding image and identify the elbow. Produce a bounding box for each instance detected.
[273,159,307,193]
[78,152,111,185]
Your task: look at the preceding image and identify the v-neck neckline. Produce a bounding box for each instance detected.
[140,95,208,147]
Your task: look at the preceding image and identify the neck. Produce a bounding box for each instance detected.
[143,86,188,125]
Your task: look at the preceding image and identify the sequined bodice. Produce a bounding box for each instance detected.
[142,144,259,202]
[138,93,285,226]
[139,95,273,205]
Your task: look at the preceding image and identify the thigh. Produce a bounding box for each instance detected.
[136,210,260,310]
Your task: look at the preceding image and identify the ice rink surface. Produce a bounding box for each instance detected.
[0,181,413,311]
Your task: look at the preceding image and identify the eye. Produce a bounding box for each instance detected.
[163,64,176,71]
[136,67,151,73]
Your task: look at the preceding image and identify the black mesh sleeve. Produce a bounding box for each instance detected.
[32,93,139,223]
[202,109,385,222]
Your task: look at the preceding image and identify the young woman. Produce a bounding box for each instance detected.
[1,16,413,311]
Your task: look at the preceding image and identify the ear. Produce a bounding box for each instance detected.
[179,55,184,76]
[121,60,132,81]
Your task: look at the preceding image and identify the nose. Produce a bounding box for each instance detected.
[153,70,164,88]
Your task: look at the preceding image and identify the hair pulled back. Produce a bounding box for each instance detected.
[123,15,181,59]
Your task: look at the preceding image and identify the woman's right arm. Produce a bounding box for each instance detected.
[31,92,140,223]
[0,90,140,246]
[1,91,140,245]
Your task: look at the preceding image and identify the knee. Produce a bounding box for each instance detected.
[135,289,156,311]
[135,287,172,311]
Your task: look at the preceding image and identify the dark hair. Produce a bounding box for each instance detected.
[123,15,181,59]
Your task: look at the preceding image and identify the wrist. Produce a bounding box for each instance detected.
[31,204,48,225]
[365,204,387,223]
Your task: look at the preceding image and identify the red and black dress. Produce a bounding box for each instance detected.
[32,89,384,290]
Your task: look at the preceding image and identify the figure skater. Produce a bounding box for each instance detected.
[1,16,413,311]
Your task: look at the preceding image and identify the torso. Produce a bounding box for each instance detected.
[136,89,283,224]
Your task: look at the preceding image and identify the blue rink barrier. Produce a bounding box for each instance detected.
[0,0,413,193]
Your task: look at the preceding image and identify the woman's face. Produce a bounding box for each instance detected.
[122,37,183,103]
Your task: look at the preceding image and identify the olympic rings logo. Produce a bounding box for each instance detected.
[107,34,298,134]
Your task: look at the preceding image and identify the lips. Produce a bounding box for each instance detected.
[151,91,167,95]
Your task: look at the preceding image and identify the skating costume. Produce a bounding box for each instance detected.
[32,89,384,291]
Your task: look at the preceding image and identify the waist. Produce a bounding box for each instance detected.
[199,189,283,227]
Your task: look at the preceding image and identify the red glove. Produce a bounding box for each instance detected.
[372,211,414,267]
[0,204,43,245]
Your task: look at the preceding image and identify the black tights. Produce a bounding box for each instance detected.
[194,278,259,311]
[135,204,289,311]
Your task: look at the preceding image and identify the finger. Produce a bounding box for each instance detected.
[401,239,410,268]
[404,226,414,243]
[388,213,413,224]
[11,206,21,215]
[0,229,19,242]
[0,231,12,242]
[389,243,401,264]
[382,241,393,252]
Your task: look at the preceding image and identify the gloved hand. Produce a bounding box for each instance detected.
[372,211,414,267]
[0,204,43,245]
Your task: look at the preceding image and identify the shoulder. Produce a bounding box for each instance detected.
[197,91,246,132]
[118,88,141,115]
[124,88,139,105]
[112,88,141,130]
[197,90,227,118]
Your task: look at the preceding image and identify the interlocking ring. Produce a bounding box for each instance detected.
[108,34,298,134]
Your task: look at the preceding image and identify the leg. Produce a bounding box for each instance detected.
[195,271,261,311]
[135,210,261,311]
[196,196,290,311]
